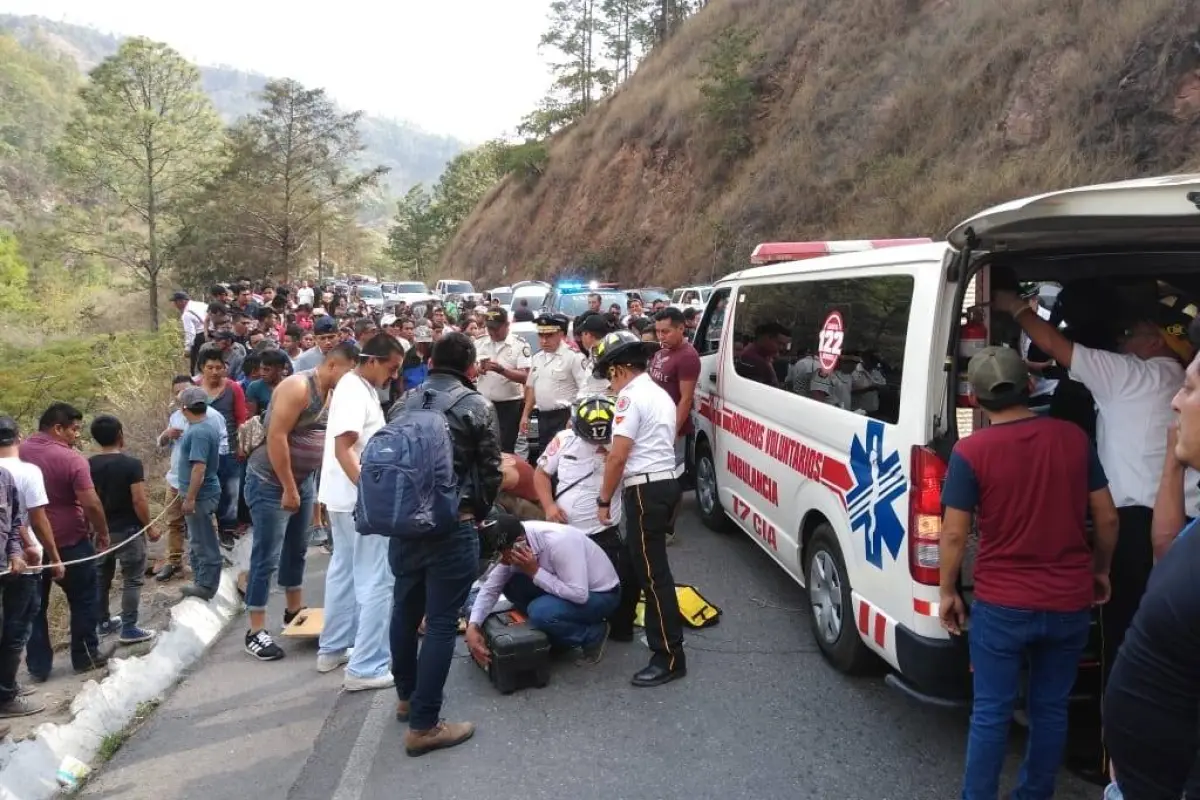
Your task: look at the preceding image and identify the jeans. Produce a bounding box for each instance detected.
[98,525,146,629]
[0,576,38,701]
[319,511,395,679]
[184,495,222,591]
[244,471,313,611]
[216,454,242,535]
[502,572,619,649]
[389,523,478,731]
[27,540,102,677]
[962,600,1091,800]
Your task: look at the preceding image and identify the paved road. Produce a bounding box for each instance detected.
[82,499,1098,800]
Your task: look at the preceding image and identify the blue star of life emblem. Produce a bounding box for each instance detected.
[846,420,907,568]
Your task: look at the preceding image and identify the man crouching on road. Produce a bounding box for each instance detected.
[466,514,619,667]
[386,332,502,757]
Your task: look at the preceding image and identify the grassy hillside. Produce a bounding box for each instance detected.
[0,14,464,196]
[443,0,1200,286]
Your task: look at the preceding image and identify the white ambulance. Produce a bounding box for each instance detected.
[690,174,1200,704]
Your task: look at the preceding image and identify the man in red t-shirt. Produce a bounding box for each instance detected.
[938,346,1118,799]
[650,308,701,470]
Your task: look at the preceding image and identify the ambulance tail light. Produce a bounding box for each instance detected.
[749,238,933,266]
[909,445,946,586]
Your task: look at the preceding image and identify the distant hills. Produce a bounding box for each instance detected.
[0,14,465,197]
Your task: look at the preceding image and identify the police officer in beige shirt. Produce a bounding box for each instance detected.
[521,313,586,452]
[475,307,531,452]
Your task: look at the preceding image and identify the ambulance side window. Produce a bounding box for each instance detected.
[735,276,914,425]
[695,287,731,356]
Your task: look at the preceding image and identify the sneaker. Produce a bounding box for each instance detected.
[119,626,156,645]
[282,606,308,628]
[73,653,110,675]
[577,622,610,666]
[403,720,475,757]
[316,650,350,674]
[97,616,121,636]
[0,695,46,717]
[219,531,237,550]
[180,584,216,601]
[343,673,394,692]
[244,629,285,661]
[14,683,35,698]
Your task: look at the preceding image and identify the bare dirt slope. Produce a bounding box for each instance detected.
[444,0,1200,287]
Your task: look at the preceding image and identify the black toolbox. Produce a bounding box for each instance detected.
[478,610,551,694]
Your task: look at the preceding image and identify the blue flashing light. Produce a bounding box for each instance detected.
[556,281,587,291]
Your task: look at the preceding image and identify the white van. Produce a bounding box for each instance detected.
[690,174,1200,704]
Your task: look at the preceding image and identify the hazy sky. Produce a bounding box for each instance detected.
[1,0,556,143]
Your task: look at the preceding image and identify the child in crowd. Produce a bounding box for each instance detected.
[89,415,159,644]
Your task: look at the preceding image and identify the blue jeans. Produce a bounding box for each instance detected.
[27,541,100,678]
[0,576,38,700]
[216,454,242,535]
[185,495,222,591]
[963,600,1090,800]
[389,523,478,731]
[502,572,619,649]
[319,511,395,679]
[244,471,314,611]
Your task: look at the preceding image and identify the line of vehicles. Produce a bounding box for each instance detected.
[338,173,1200,709]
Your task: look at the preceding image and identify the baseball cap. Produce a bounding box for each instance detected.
[0,416,19,447]
[1157,294,1198,363]
[967,346,1029,402]
[179,386,210,412]
[478,513,525,562]
[170,291,189,302]
[577,312,610,336]
[314,316,338,334]
[414,326,434,343]
[485,308,508,327]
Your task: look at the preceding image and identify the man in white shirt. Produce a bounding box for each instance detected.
[475,308,531,451]
[521,313,586,452]
[997,288,1198,767]
[534,397,637,640]
[592,330,686,687]
[317,334,406,691]
[0,417,61,581]
[465,514,619,666]
[295,280,315,308]
[171,291,208,360]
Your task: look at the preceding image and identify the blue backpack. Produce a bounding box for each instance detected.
[355,385,472,538]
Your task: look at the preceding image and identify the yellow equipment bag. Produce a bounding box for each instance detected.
[635,583,722,629]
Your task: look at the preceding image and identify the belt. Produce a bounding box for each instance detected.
[623,465,684,489]
[538,407,570,416]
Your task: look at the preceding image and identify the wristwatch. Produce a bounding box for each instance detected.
[596,497,611,508]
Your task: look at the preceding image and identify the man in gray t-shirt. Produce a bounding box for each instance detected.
[292,316,339,371]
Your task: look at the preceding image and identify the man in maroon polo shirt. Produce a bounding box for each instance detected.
[651,308,701,476]
[20,403,111,679]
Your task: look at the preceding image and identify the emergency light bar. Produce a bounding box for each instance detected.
[749,238,934,266]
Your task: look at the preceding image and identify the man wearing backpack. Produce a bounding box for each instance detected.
[383,331,502,756]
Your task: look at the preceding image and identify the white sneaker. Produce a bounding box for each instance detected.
[316,647,353,674]
[343,673,394,692]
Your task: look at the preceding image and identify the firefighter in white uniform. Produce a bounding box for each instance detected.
[534,396,638,641]
[521,312,587,451]
[592,330,686,687]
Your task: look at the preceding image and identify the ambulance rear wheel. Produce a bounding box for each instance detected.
[693,442,731,533]
[806,526,873,674]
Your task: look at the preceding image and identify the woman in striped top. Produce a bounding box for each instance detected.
[241,342,359,662]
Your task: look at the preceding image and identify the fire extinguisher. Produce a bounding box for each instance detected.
[957,306,987,407]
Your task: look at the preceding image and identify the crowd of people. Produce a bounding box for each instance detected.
[0,277,705,750]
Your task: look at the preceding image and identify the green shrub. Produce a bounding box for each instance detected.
[698,27,762,158]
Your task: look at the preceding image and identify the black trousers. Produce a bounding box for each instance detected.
[624,478,685,671]
[537,408,570,451]
[591,525,639,638]
[492,399,522,453]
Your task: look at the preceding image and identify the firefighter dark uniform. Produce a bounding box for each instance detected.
[593,330,686,686]
[526,313,586,449]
